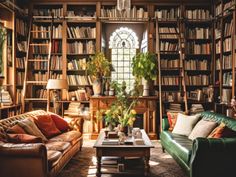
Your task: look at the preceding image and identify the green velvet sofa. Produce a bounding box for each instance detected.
[160,111,236,177]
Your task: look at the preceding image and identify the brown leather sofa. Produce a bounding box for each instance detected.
[0,110,84,177]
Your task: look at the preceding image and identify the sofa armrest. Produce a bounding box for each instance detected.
[190,137,236,177]
[0,142,48,177]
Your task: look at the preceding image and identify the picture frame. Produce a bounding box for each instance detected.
[189,90,202,101]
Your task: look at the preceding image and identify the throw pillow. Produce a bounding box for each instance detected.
[34,115,61,138]
[167,112,178,131]
[7,134,43,143]
[18,118,48,142]
[208,123,236,138]
[188,119,218,140]
[50,114,70,132]
[172,113,200,136]
[7,124,26,134]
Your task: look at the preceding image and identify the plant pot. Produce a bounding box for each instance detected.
[142,79,150,96]
[92,78,102,96]
[108,123,114,131]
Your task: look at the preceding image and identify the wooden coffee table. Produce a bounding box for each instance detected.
[93,129,154,177]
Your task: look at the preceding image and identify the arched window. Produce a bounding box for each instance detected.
[109,27,139,90]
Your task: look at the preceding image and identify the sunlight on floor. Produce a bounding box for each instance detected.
[149,160,160,166]
[161,154,172,159]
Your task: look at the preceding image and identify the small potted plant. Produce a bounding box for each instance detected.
[132,52,157,96]
[0,26,6,86]
[87,52,111,96]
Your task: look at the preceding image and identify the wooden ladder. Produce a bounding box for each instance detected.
[22,15,54,112]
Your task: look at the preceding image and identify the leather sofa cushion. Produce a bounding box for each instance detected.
[47,150,62,169]
[50,130,82,145]
[161,131,192,165]
[46,141,71,154]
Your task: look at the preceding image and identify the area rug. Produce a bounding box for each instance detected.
[58,140,187,177]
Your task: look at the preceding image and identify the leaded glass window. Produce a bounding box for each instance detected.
[109,27,139,90]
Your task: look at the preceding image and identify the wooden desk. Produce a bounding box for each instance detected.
[90,96,158,139]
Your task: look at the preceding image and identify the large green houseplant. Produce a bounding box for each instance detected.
[132,52,157,96]
[87,52,111,96]
[0,26,6,86]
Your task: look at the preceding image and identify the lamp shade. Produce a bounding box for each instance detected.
[46,79,68,90]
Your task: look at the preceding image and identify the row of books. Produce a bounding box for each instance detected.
[67,9,96,18]
[16,19,28,36]
[216,3,222,16]
[187,28,210,39]
[215,25,221,39]
[160,91,181,102]
[52,40,62,53]
[67,41,95,54]
[35,89,47,99]
[184,60,208,70]
[160,77,179,85]
[32,25,63,39]
[160,42,178,52]
[223,38,232,52]
[17,41,27,52]
[33,56,48,70]
[185,9,211,20]
[67,88,89,101]
[222,89,231,103]
[51,56,63,70]
[160,59,180,69]
[186,43,211,54]
[216,41,221,54]
[17,72,24,85]
[216,55,235,70]
[223,72,232,86]
[185,75,209,86]
[67,27,96,39]
[16,57,25,69]
[101,6,148,19]
[67,58,86,70]
[67,75,92,86]
[159,27,179,39]
[34,72,62,81]
[155,8,180,19]
[223,1,234,15]
[33,8,63,17]
[16,89,22,104]
[224,21,233,36]
[32,41,49,54]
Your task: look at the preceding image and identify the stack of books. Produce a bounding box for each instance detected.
[166,103,183,113]
[190,104,204,114]
[102,139,119,145]
[0,90,13,106]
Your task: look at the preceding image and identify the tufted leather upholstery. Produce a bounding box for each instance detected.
[0,110,84,177]
[160,111,236,177]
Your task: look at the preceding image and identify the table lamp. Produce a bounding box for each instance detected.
[46,79,68,114]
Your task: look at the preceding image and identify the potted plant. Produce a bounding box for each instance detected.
[0,26,6,86]
[132,52,157,96]
[87,52,111,96]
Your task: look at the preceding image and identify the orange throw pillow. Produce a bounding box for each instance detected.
[50,114,70,132]
[7,134,43,143]
[7,124,26,134]
[208,123,236,138]
[34,115,61,138]
[167,112,178,131]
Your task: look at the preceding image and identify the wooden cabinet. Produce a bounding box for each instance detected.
[90,96,158,140]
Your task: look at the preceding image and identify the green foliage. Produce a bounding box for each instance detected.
[132,52,157,81]
[86,52,111,79]
[0,27,6,75]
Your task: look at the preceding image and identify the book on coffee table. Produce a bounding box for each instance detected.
[102,139,119,145]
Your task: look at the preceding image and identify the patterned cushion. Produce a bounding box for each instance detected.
[167,112,178,131]
[208,123,236,138]
[7,124,26,134]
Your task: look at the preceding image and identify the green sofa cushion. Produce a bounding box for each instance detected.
[160,131,192,165]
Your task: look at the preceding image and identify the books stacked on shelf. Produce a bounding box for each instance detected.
[16,58,25,69]
[67,75,92,86]
[35,89,47,99]
[159,27,179,39]
[186,42,211,54]
[224,21,233,36]
[17,72,24,85]
[185,59,208,70]
[17,41,27,52]
[34,72,48,82]
[33,7,63,17]
[223,72,232,86]
[187,27,210,39]
[216,41,221,54]
[67,58,86,70]
[215,25,221,40]
[16,19,28,36]
[161,77,179,85]
[51,56,62,70]
[16,89,22,104]
[222,89,232,103]
[67,41,95,54]
[223,38,232,52]
[66,7,96,19]
[34,61,48,70]
[67,88,89,101]
[166,103,183,113]
[52,40,62,53]
[190,104,204,115]
[223,1,234,15]
[32,25,63,38]
[186,9,211,20]
[64,102,90,117]
[222,55,233,69]
[0,90,13,106]
[160,42,178,52]
[51,73,63,79]
[67,27,96,39]
[185,75,209,86]
[161,91,181,102]
[155,7,180,19]
[161,59,180,69]
[32,41,49,54]
[101,6,148,19]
